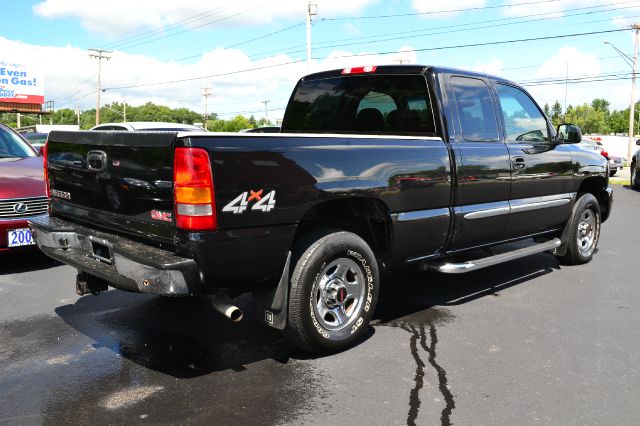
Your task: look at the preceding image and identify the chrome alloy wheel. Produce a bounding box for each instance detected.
[312,258,365,331]
[577,209,596,256]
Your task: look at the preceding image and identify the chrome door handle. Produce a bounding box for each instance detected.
[511,156,525,170]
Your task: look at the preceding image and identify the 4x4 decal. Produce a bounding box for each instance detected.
[222,189,276,214]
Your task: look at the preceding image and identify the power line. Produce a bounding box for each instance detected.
[110,1,280,52]
[319,2,640,56]
[53,75,97,106]
[243,0,640,60]
[56,90,97,109]
[501,56,621,71]
[522,75,637,86]
[520,71,635,84]
[316,28,632,61]
[320,0,562,21]
[104,28,631,91]
[174,23,305,63]
[100,5,233,50]
[106,59,305,90]
[310,3,640,53]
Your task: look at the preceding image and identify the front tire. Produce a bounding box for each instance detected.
[287,230,379,353]
[556,193,601,265]
[632,162,639,189]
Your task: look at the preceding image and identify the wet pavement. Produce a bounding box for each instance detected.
[1,184,639,425]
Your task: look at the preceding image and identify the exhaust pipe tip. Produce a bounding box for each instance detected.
[211,296,243,322]
[225,306,244,322]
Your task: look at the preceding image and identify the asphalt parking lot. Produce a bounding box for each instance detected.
[1,184,639,426]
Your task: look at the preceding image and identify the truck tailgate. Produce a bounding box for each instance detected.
[47,131,177,246]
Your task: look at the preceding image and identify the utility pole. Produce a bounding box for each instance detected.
[89,48,111,126]
[202,87,211,131]
[629,24,640,164]
[564,62,568,121]
[261,100,270,122]
[16,113,20,128]
[123,98,127,123]
[75,107,81,126]
[306,2,318,71]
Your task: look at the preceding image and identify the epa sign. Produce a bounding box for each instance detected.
[0,60,44,105]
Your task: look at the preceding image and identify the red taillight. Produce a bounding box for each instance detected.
[173,147,217,231]
[341,65,377,75]
[42,141,50,198]
[600,150,609,158]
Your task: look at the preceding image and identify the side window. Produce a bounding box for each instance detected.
[496,84,549,144]
[451,76,499,142]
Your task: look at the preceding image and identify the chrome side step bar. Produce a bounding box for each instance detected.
[426,238,562,274]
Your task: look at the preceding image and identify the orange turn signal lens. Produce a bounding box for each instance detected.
[175,186,212,204]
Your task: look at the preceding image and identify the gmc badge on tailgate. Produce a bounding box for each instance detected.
[151,210,173,222]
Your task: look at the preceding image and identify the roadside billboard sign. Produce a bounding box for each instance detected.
[0,60,44,105]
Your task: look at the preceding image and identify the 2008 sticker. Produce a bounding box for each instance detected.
[222,189,276,214]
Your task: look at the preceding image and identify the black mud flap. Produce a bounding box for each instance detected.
[252,252,290,330]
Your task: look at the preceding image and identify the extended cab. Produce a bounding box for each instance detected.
[30,65,612,353]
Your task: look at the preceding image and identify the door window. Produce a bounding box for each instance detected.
[451,76,499,142]
[496,84,549,144]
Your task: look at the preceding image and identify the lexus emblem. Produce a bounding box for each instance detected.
[13,203,28,214]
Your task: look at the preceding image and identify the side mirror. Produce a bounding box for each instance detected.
[636,139,640,146]
[556,123,582,143]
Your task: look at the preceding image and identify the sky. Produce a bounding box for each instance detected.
[2,0,640,122]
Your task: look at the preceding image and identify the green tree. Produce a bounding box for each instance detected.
[564,103,609,134]
[207,115,252,132]
[51,108,79,125]
[550,101,563,126]
[608,109,628,134]
[591,98,610,114]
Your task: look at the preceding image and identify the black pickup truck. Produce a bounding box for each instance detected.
[30,65,612,353]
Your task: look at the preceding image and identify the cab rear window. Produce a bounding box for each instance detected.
[282,74,437,136]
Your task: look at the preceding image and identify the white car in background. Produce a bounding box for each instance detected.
[90,122,205,132]
[578,137,624,176]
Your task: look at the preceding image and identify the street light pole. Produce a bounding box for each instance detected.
[604,27,640,163]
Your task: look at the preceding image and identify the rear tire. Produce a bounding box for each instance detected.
[632,162,639,189]
[286,230,379,353]
[556,193,600,265]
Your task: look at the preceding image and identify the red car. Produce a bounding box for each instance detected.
[0,123,48,253]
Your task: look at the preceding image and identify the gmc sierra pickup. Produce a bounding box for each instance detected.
[30,65,613,353]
